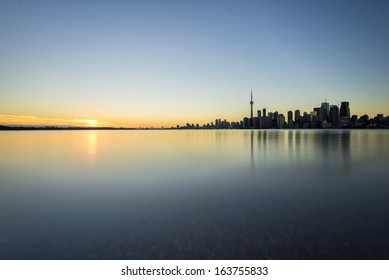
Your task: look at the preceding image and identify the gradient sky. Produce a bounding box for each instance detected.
[1,0,388,127]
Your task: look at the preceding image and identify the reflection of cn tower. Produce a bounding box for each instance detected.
[250,89,254,128]
[250,130,254,172]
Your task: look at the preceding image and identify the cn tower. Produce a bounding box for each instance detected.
[250,89,254,120]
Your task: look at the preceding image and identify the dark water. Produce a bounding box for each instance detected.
[1,129,389,259]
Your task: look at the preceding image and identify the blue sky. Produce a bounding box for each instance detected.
[1,0,388,126]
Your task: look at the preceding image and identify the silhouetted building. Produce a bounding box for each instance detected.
[257,110,263,128]
[262,116,271,129]
[253,117,259,129]
[351,115,358,125]
[287,111,294,128]
[322,102,329,115]
[269,111,278,128]
[243,117,249,129]
[295,110,300,122]
[295,110,301,128]
[340,102,350,119]
[302,112,310,128]
[313,107,320,117]
[339,101,351,127]
[310,111,318,124]
[329,105,339,127]
[287,111,293,121]
[319,102,329,123]
[277,114,285,129]
[358,114,370,128]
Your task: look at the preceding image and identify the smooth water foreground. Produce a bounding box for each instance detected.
[1,129,389,259]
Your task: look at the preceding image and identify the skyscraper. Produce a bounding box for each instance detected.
[295,110,301,124]
[329,105,339,127]
[243,117,249,129]
[287,111,294,128]
[340,102,350,119]
[287,111,293,122]
[257,110,263,129]
[277,114,285,129]
[320,102,330,122]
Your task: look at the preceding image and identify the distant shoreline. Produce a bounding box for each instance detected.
[0,126,136,131]
[1,126,388,131]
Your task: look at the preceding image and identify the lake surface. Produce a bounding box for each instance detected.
[1,129,389,259]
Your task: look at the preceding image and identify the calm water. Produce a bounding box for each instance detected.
[1,129,389,259]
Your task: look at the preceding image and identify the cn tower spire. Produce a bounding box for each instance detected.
[250,88,254,120]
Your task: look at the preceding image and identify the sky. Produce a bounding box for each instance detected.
[1,0,388,127]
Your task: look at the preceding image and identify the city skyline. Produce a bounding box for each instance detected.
[1,89,388,128]
[1,93,388,129]
[1,0,389,127]
[176,93,388,130]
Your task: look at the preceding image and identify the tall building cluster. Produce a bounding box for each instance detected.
[244,95,387,129]
[177,91,389,129]
[240,94,356,129]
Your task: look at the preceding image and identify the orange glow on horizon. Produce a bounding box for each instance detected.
[0,114,114,128]
[0,114,187,128]
[0,114,228,128]
[1,108,387,129]
[84,120,98,127]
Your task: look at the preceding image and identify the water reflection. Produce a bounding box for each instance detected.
[339,131,351,171]
[250,131,254,171]
[87,132,97,166]
[247,130,352,174]
[0,130,389,259]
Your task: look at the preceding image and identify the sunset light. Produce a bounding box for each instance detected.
[84,120,98,127]
[0,1,388,128]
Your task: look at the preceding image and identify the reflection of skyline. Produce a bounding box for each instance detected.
[1,129,389,260]
[248,130,352,173]
[250,131,254,172]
